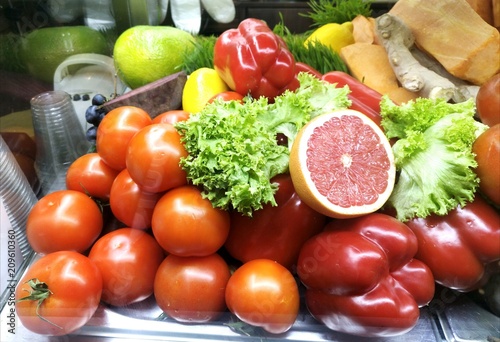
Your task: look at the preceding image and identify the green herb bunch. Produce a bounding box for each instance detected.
[302,0,373,26]
[273,21,348,74]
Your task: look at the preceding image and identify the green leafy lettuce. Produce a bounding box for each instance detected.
[175,73,351,216]
[380,96,488,222]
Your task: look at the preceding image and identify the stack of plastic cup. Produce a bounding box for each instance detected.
[0,136,36,259]
[30,90,90,196]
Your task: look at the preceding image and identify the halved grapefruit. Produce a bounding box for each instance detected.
[289,109,395,218]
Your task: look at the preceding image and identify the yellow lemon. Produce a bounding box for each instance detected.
[113,25,195,89]
[304,22,354,54]
[182,68,229,113]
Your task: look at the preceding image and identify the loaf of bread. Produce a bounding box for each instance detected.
[390,0,500,85]
[466,0,494,25]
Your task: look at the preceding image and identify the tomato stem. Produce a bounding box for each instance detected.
[225,317,263,338]
[155,312,168,321]
[78,182,109,211]
[16,278,63,329]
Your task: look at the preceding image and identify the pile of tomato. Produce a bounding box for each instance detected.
[17,103,316,337]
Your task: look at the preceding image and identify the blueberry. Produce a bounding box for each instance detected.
[86,126,97,142]
[73,94,81,101]
[92,94,107,106]
[82,94,91,101]
[85,105,101,125]
[97,111,106,125]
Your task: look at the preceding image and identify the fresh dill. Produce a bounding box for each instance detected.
[274,21,348,74]
[301,0,373,27]
[180,35,217,74]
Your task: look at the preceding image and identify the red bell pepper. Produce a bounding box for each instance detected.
[224,174,326,270]
[297,213,435,337]
[294,62,323,79]
[404,195,500,292]
[213,18,299,100]
[322,71,383,128]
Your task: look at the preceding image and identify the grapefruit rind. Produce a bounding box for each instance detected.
[289,109,395,219]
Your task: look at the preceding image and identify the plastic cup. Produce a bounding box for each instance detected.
[30,90,90,195]
[0,136,37,259]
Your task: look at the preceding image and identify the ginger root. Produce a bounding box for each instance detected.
[411,48,480,103]
[375,13,479,102]
[375,13,456,101]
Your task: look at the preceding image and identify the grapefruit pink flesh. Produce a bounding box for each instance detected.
[290,109,395,218]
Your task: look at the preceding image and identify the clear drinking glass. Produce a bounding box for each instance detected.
[30,90,90,195]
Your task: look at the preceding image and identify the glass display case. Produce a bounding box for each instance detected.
[1,1,499,341]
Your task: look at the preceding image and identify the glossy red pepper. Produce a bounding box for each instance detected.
[213,18,299,100]
[224,174,326,269]
[322,71,382,128]
[295,62,323,79]
[404,195,500,292]
[297,213,435,337]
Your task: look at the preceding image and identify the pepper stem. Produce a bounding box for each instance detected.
[16,278,63,329]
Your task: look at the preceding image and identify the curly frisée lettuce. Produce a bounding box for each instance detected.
[175,73,351,216]
[380,96,488,222]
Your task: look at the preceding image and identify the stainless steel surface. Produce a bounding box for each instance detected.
[2,268,499,342]
[435,295,500,342]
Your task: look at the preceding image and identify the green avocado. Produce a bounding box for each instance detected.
[19,26,109,83]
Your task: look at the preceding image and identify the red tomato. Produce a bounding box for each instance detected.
[152,110,190,124]
[1,122,38,191]
[15,251,102,336]
[476,73,500,127]
[1,131,37,159]
[109,169,162,229]
[225,174,326,269]
[151,185,230,257]
[88,228,164,306]
[208,90,245,103]
[473,124,500,205]
[96,106,152,171]
[154,253,231,323]
[12,152,39,191]
[26,190,103,254]
[126,123,188,193]
[225,259,300,334]
[66,152,120,201]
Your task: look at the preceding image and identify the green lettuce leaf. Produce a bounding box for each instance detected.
[380,96,488,222]
[175,72,351,216]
